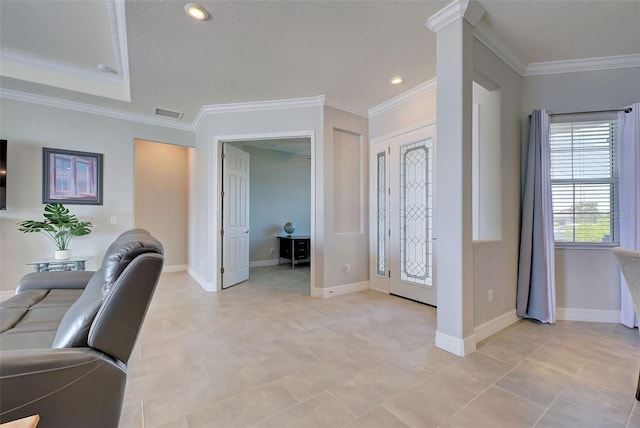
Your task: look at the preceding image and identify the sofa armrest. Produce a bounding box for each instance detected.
[15,271,95,293]
[0,348,126,426]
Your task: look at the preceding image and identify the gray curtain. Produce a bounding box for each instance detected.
[517,109,556,323]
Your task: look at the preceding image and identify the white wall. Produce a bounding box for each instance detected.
[522,66,640,319]
[0,98,194,291]
[191,104,324,291]
[134,139,191,269]
[231,145,311,264]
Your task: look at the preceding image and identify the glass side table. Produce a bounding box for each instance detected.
[26,256,91,272]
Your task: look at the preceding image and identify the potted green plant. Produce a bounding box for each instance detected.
[18,203,93,260]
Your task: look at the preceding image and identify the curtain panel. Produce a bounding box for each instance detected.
[517,109,556,323]
[619,102,640,328]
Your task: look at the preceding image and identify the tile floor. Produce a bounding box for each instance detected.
[120,265,640,428]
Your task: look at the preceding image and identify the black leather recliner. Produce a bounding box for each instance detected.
[0,229,164,427]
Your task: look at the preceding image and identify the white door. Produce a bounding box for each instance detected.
[222,144,250,288]
[370,126,436,305]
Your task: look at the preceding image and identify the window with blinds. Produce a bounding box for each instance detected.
[549,120,618,244]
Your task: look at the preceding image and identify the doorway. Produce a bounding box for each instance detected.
[369,124,437,306]
[219,134,313,291]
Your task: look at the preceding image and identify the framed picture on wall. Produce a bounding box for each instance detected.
[43,147,103,205]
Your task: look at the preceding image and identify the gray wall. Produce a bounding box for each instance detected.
[0,98,194,291]
[471,39,523,327]
[231,145,311,263]
[522,66,640,318]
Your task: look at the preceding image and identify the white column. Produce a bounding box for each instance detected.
[427,0,485,356]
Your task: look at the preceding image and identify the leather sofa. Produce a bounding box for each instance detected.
[0,229,164,427]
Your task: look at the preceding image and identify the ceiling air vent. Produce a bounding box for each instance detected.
[154,108,183,120]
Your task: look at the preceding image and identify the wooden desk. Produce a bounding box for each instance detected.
[277,236,310,269]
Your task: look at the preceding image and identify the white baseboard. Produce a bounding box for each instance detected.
[249,259,278,268]
[435,330,477,357]
[556,307,620,323]
[187,267,216,292]
[473,309,519,343]
[311,281,369,298]
[162,264,188,273]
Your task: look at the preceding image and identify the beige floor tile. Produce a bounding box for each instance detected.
[124,360,209,404]
[560,371,635,425]
[496,360,573,407]
[255,392,355,428]
[527,342,590,376]
[477,334,542,366]
[439,352,512,394]
[143,373,249,427]
[329,362,417,417]
[345,406,410,428]
[384,374,477,428]
[534,398,624,428]
[443,385,545,428]
[240,345,320,387]
[117,267,640,427]
[280,356,363,401]
[119,400,143,428]
[186,381,298,428]
[390,344,460,379]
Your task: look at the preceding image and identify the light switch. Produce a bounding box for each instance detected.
[110,216,117,224]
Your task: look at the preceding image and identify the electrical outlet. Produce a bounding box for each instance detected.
[270,248,275,254]
[488,289,494,303]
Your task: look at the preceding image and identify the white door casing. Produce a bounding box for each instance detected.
[222,144,250,288]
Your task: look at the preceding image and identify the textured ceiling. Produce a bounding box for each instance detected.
[0,0,638,123]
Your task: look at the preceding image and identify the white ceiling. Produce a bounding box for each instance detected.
[1,0,638,124]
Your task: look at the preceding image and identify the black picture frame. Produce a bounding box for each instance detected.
[43,147,103,205]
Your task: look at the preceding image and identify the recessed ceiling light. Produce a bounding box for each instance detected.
[390,76,403,85]
[184,3,210,21]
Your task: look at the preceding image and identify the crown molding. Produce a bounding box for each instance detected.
[0,88,193,131]
[426,0,485,33]
[110,0,131,91]
[524,54,640,76]
[472,22,528,76]
[0,0,131,103]
[193,95,326,130]
[368,78,437,118]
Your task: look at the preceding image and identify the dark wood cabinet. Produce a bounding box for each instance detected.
[278,235,310,268]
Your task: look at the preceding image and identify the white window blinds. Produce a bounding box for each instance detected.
[549,120,618,244]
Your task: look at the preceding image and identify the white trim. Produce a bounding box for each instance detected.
[311,280,370,298]
[187,267,216,292]
[368,79,437,118]
[249,259,278,268]
[426,0,485,33]
[0,88,194,131]
[473,309,519,343]
[556,307,620,323]
[162,264,188,273]
[524,54,640,76]
[435,330,477,357]
[214,130,317,295]
[193,96,325,130]
[473,24,527,76]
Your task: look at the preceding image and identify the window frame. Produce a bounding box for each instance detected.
[549,113,619,249]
